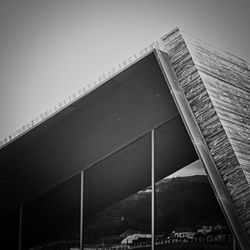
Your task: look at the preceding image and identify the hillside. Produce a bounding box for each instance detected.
[84,175,228,243]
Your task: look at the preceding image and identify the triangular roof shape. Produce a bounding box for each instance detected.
[0,28,249,249]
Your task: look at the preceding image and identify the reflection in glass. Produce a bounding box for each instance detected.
[84,186,152,249]
[154,119,234,249]
[84,133,152,249]
[155,161,234,250]
[22,174,81,250]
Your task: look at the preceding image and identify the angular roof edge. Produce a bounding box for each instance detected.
[2,26,249,150]
[0,29,170,150]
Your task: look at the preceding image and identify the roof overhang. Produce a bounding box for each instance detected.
[0,51,198,217]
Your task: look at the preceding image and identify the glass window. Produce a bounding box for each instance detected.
[155,161,234,249]
[0,209,20,249]
[22,174,81,250]
[83,133,152,249]
[154,119,234,249]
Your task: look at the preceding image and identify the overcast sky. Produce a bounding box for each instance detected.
[167,160,205,178]
[0,0,249,141]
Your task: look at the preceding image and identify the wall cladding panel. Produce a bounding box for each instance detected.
[162,28,250,242]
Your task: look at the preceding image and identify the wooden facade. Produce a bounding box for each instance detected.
[161,28,250,246]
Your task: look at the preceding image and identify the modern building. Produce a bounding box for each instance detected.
[0,28,249,250]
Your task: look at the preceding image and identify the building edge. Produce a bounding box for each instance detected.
[0,40,165,150]
[161,27,250,249]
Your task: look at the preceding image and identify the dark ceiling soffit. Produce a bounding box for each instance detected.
[0,50,156,152]
[153,48,250,249]
[79,114,179,173]
[0,50,181,214]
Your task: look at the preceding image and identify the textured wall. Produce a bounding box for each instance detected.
[161,28,250,242]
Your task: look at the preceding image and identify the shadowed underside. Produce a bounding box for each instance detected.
[0,52,197,217]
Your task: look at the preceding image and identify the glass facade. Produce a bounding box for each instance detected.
[83,133,152,249]
[1,122,238,250]
[21,174,81,250]
[155,161,234,250]
[0,209,20,249]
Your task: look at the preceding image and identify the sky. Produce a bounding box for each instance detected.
[167,160,205,178]
[0,0,249,142]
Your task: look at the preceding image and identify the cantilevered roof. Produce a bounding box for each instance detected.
[0,51,197,218]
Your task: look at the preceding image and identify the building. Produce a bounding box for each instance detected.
[0,28,249,250]
[197,226,212,235]
[172,230,196,240]
[121,234,151,245]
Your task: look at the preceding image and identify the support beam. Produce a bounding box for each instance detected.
[151,129,155,250]
[80,171,84,250]
[18,205,23,250]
